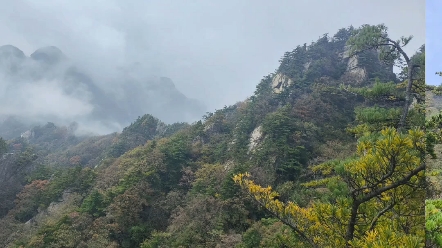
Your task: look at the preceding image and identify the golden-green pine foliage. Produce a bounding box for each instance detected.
[234,127,425,247]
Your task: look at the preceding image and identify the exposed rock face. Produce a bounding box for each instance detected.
[303,61,311,72]
[223,160,234,171]
[271,73,293,94]
[20,130,33,139]
[345,57,367,84]
[248,125,262,153]
[342,45,367,84]
[427,91,442,118]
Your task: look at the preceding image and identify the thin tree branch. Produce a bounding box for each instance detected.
[245,193,318,248]
[345,162,424,242]
[368,202,395,231]
[359,163,424,204]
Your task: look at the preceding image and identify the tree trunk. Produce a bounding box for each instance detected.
[398,62,413,132]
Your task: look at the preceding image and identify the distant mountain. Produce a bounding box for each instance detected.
[0,26,426,247]
[0,45,206,136]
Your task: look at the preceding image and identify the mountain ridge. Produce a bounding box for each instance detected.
[0,25,426,247]
[0,44,206,137]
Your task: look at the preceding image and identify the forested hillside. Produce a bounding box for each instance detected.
[425,80,442,247]
[0,24,428,247]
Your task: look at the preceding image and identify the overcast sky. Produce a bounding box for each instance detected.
[427,0,440,86]
[0,0,425,112]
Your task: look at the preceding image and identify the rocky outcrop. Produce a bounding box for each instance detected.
[303,61,311,73]
[248,125,263,153]
[20,130,33,139]
[271,73,293,94]
[342,45,367,84]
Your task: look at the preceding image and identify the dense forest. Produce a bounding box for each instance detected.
[426,77,442,247]
[0,24,431,247]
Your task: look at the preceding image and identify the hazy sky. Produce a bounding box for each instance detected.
[427,0,440,86]
[0,0,425,112]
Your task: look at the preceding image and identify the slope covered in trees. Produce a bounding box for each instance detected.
[425,72,442,247]
[0,24,427,247]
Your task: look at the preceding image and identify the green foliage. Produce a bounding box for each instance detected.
[0,24,428,248]
[38,215,72,244]
[108,114,163,158]
[262,105,294,140]
[426,199,442,247]
[431,83,442,96]
[19,214,85,248]
[240,228,261,248]
[231,101,259,163]
[161,122,190,138]
[346,24,414,84]
[160,133,190,166]
[127,225,150,248]
[166,195,225,247]
[191,164,227,196]
[79,190,107,217]
[105,144,161,197]
[346,80,403,100]
[235,128,426,247]
[25,164,54,182]
[158,132,192,191]
[238,218,299,248]
[278,30,351,86]
[14,166,96,222]
[355,106,401,125]
[408,45,425,102]
[426,112,442,158]
[220,169,243,200]
[13,180,49,222]
[259,105,309,181]
[140,231,172,248]
[347,24,392,62]
[426,74,442,248]
[15,147,38,168]
[0,137,7,156]
[348,106,402,137]
[278,45,308,82]
[275,181,314,208]
[254,74,275,97]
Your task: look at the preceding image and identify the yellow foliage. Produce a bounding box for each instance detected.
[234,127,425,247]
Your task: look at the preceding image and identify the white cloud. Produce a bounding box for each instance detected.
[0,0,425,117]
[0,78,94,119]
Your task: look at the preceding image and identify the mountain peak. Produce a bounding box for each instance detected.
[30,46,66,64]
[159,77,175,89]
[0,45,26,60]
